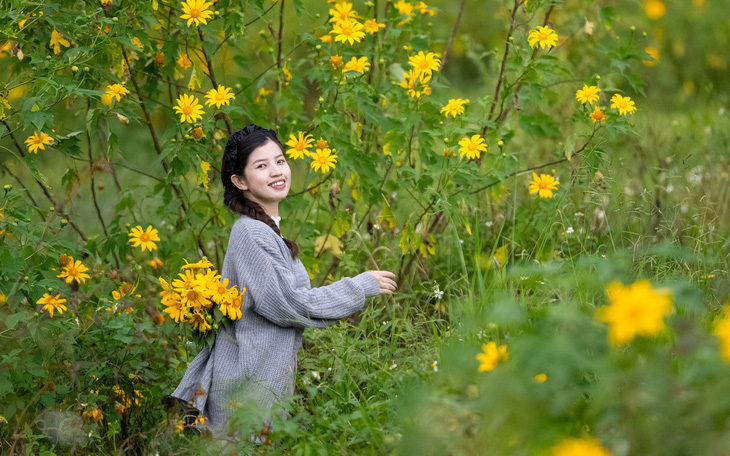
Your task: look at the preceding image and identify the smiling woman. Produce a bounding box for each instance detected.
[170,124,396,442]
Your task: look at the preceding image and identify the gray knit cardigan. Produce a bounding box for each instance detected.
[171,214,381,435]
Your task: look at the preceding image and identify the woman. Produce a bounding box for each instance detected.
[171,124,397,439]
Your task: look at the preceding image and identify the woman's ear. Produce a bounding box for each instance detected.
[231,174,248,191]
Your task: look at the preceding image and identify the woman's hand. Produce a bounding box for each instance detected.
[368,270,397,295]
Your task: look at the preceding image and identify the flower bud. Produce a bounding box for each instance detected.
[642,31,647,37]
[497,140,504,146]
[46,55,52,60]
[595,75,601,80]
[234,83,242,90]
[214,10,220,16]
[630,25,635,31]
[184,134,192,140]
[84,67,90,72]
[112,17,118,22]
[47,287,53,292]
[318,97,324,103]
[72,66,79,72]
[316,45,321,50]
[49,206,55,212]
[61,219,68,226]
[3,184,12,192]
[379,58,385,64]
[501,152,506,157]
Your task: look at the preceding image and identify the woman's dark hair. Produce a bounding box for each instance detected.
[222,124,300,261]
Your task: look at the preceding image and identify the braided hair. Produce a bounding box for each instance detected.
[222,124,300,261]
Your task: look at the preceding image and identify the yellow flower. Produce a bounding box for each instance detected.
[575,85,600,105]
[105,83,130,103]
[101,93,114,106]
[394,0,414,17]
[330,20,366,46]
[315,138,329,151]
[415,1,436,15]
[551,437,612,456]
[285,132,314,159]
[255,87,272,103]
[204,85,235,109]
[528,25,558,49]
[180,0,214,27]
[162,294,187,323]
[343,56,370,74]
[319,34,333,44]
[147,257,164,268]
[84,409,104,422]
[37,293,67,318]
[534,373,547,383]
[329,55,343,67]
[50,30,70,55]
[181,257,214,270]
[713,305,730,364]
[362,18,385,34]
[128,225,160,252]
[176,420,185,434]
[590,105,605,123]
[329,2,358,24]
[220,293,243,320]
[440,98,468,118]
[408,51,441,83]
[596,280,672,345]
[57,259,91,285]
[643,47,659,66]
[528,172,559,198]
[24,131,54,154]
[189,312,211,332]
[153,52,165,65]
[643,0,665,19]
[177,53,192,70]
[282,63,292,85]
[457,134,487,160]
[399,69,430,98]
[610,94,637,116]
[173,94,205,123]
[193,415,208,426]
[476,341,508,372]
[310,148,338,173]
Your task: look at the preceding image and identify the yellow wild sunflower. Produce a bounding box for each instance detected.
[204,85,235,109]
[310,148,338,174]
[177,53,192,70]
[37,293,67,318]
[105,83,130,103]
[180,0,214,27]
[457,134,487,160]
[189,312,211,332]
[610,94,637,116]
[575,85,600,105]
[173,93,205,123]
[528,26,559,49]
[343,56,370,75]
[408,51,440,83]
[362,18,385,34]
[528,172,559,198]
[550,437,612,456]
[128,225,160,251]
[24,131,54,154]
[57,259,91,285]
[328,1,358,24]
[476,341,508,372]
[50,30,70,55]
[440,98,468,118]
[330,19,366,46]
[590,105,605,123]
[285,131,314,159]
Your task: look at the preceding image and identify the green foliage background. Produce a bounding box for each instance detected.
[0,0,729,454]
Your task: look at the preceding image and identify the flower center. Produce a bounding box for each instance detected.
[468,143,477,151]
[187,290,200,301]
[217,286,227,295]
[317,156,329,164]
[140,233,151,242]
[342,26,353,35]
[33,137,42,145]
[295,143,305,151]
[68,267,78,276]
[418,61,430,69]
[538,182,548,190]
[538,32,548,41]
[189,7,201,18]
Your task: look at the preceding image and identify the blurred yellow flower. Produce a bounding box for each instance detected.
[457,134,487,160]
[643,47,659,66]
[173,94,205,123]
[315,138,330,151]
[180,0,214,27]
[596,280,672,345]
[84,409,104,422]
[476,341,508,372]
[189,312,211,332]
[128,225,160,251]
[440,98,468,118]
[285,131,314,159]
[204,85,235,108]
[255,87,272,102]
[282,63,292,85]
[330,19,366,45]
[319,34,333,44]
[24,131,54,154]
[713,305,730,364]
[551,437,612,456]
[191,127,204,140]
[50,30,70,55]
[399,69,430,98]
[415,1,436,15]
[590,105,605,123]
[343,56,370,74]
[177,53,192,70]
[575,85,600,105]
[528,26,558,49]
[534,373,547,383]
[394,0,414,17]
[643,0,665,20]
[329,2,358,24]
[57,259,91,285]
[105,83,130,103]
[37,293,67,318]
[363,18,385,34]
[310,148,338,173]
[610,94,636,116]
[528,172,559,198]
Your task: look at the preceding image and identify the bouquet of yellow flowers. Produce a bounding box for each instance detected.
[158,257,244,346]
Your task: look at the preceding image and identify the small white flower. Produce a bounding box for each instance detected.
[328,367,331,371]
[391,191,397,199]
[485,221,493,227]
[389,363,397,370]
[539,281,545,285]
[312,371,321,380]
[331,348,335,351]
[574,212,584,217]
[88,431,93,438]
[185,341,193,345]
[566,227,574,234]
[374,224,381,230]
[433,288,444,300]
[520,276,528,281]
[75,317,80,326]
[81,403,88,407]
[431,361,438,372]
[458,239,464,244]
[601,254,607,258]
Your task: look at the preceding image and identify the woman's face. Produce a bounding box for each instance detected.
[234,139,291,207]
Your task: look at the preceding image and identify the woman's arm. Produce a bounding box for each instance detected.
[228,223,381,328]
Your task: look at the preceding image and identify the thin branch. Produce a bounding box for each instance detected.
[86,102,109,237]
[438,0,466,72]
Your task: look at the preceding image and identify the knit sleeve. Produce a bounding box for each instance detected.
[227,222,381,328]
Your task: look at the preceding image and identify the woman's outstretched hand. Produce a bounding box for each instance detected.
[368,270,397,295]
